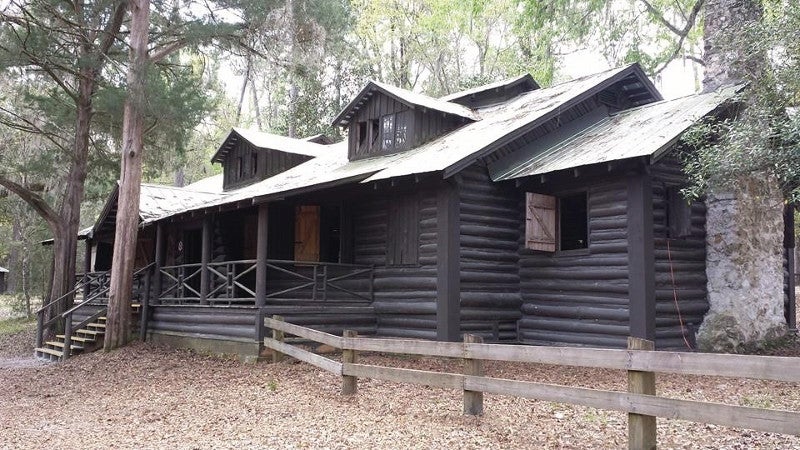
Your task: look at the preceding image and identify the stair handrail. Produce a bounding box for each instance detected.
[35,277,97,349]
[59,263,155,360]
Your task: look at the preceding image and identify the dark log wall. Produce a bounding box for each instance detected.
[149,306,258,341]
[148,305,376,341]
[650,157,708,350]
[458,165,522,341]
[518,180,632,348]
[353,190,439,339]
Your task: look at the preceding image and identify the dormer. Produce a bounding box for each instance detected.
[332,81,479,161]
[441,73,540,108]
[212,128,327,191]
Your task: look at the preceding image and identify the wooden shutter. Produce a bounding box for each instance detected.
[526,193,557,252]
[667,188,692,238]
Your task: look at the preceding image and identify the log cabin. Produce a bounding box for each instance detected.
[44,63,797,360]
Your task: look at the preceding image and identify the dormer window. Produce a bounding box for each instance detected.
[381,114,395,150]
[250,152,258,176]
[380,111,410,153]
[213,128,324,191]
[333,80,478,162]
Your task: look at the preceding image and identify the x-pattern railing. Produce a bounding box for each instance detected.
[265,259,374,303]
[158,263,202,303]
[153,259,374,305]
[207,260,257,300]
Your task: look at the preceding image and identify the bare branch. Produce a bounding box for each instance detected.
[98,1,128,56]
[0,174,59,230]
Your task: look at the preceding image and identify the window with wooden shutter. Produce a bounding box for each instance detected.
[667,187,692,238]
[526,193,557,252]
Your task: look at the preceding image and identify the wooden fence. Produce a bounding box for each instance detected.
[263,316,800,449]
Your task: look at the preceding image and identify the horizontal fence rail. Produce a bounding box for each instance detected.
[263,316,800,448]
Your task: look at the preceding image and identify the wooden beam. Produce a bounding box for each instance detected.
[436,179,461,342]
[255,204,269,307]
[627,173,655,341]
[153,223,165,304]
[199,216,213,304]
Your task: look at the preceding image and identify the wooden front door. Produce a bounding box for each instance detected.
[294,205,320,262]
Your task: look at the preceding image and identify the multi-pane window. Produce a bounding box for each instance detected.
[380,111,410,153]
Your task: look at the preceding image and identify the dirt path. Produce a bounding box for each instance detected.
[1,341,798,450]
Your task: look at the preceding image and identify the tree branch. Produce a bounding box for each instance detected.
[0,174,59,230]
[148,38,188,63]
[98,1,128,56]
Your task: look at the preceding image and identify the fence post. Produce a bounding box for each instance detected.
[627,337,656,450]
[463,334,484,415]
[342,329,358,395]
[272,315,285,363]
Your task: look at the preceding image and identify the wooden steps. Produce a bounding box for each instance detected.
[34,305,137,362]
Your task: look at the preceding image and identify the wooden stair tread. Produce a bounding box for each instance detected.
[35,347,63,357]
[87,323,106,329]
[45,341,84,351]
[77,329,104,336]
[56,335,95,343]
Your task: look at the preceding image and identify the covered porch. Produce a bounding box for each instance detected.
[80,190,378,358]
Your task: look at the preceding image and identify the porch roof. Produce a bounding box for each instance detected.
[138,183,227,224]
[491,85,741,181]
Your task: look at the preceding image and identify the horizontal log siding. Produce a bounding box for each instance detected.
[458,165,522,341]
[149,305,376,342]
[149,306,258,341]
[651,158,708,350]
[518,181,631,348]
[354,191,439,339]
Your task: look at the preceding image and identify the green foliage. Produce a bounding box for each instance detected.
[680,2,800,200]
[0,316,35,335]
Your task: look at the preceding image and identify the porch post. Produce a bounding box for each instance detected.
[83,239,93,299]
[255,204,269,307]
[627,172,656,342]
[154,222,165,303]
[436,179,461,342]
[200,215,213,304]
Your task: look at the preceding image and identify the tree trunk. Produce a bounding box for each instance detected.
[6,216,21,293]
[105,0,150,351]
[43,71,96,337]
[702,0,763,93]
[696,0,787,351]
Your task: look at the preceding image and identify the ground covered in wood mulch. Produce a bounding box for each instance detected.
[1,331,799,450]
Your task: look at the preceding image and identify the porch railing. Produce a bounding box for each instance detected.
[155,259,374,306]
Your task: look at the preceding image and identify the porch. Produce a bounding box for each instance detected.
[70,256,377,360]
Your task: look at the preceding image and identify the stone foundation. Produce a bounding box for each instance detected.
[697,176,787,352]
[148,331,264,363]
